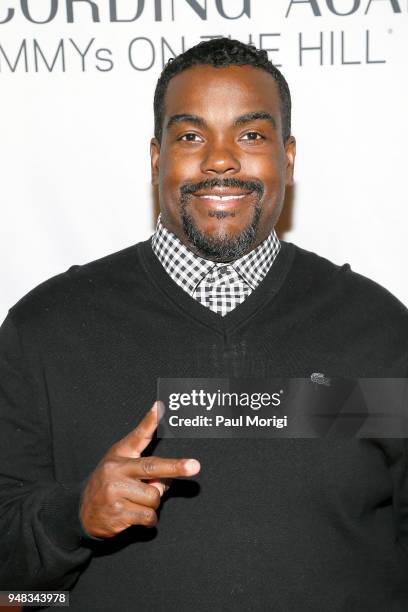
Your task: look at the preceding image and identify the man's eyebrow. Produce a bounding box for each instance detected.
[166,114,207,130]
[165,111,276,131]
[234,111,277,129]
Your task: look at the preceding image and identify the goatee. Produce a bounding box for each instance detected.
[179,178,264,262]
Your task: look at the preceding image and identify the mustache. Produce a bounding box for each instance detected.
[180,177,264,197]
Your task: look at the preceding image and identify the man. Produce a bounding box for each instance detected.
[0,38,407,611]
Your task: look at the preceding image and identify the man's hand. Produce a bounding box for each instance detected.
[79,402,201,538]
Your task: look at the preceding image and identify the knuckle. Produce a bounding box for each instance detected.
[110,500,124,515]
[140,458,156,476]
[173,461,182,474]
[140,508,157,527]
[104,481,118,502]
[169,460,181,476]
[148,487,161,508]
[101,459,118,477]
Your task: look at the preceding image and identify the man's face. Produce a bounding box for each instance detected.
[151,64,296,262]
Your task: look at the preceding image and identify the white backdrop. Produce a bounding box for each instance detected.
[1,0,407,323]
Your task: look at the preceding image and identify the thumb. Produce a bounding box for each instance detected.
[113,401,164,458]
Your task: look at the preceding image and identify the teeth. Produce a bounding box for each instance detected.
[199,194,246,201]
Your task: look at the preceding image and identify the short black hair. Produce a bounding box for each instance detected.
[153,37,291,143]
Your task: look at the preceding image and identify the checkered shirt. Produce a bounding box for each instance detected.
[151,216,280,317]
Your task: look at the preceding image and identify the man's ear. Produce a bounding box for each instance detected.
[284,136,296,187]
[150,138,160,186]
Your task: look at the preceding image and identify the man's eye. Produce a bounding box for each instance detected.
[179,133,203,142]
[241,132,264,141]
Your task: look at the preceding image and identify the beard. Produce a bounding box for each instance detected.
[179,177,264,262]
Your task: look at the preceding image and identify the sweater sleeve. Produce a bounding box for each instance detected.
[0,314,93,590]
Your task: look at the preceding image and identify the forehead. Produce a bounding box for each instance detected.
[163,65,282,127]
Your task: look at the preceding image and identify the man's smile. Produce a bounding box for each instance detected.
[178,177,265,239]
[193,189,254,210]
[180,178,264,208]
[196,194,248,201]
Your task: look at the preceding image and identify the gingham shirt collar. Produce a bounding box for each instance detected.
[151,215,280,295]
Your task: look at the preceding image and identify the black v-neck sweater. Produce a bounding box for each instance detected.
[1,240,408,611]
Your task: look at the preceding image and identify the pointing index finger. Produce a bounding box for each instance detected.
[128,456,201,479]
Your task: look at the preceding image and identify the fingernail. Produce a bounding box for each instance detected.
[184,459,200,474]
[152,401,165,417]
[151,482,165,496]
[156,401,165,419]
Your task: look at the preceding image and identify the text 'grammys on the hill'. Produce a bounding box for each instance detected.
[0,1,405,74]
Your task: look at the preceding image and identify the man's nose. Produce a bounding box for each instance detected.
[200,141,241,175]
